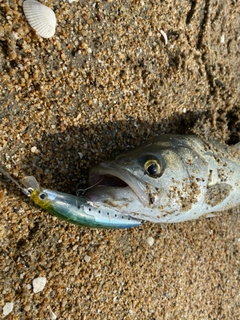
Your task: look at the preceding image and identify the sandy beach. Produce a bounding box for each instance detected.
[0,0,239,319]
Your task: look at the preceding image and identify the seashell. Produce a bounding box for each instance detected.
[23,0,56,38]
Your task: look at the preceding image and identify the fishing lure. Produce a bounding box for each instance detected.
[0,167,140,229]
[20,176,141,228]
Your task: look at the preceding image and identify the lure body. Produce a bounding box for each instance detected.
[21,177,141,229]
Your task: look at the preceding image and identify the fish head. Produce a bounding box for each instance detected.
[86,135,206,219]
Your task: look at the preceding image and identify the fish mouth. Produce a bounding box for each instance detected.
[86,162,149,205]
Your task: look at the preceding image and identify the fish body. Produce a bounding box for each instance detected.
[86,135,240,223]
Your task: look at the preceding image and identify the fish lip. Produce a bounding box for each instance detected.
[88,162,149,205]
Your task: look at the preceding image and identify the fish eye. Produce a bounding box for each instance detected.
[144,159,161,177]
[39,192,47,200]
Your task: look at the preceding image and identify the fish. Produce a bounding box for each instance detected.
[86,134,240,223]
[1,134,239,228]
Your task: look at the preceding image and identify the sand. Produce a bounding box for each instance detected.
[0,0,239,319]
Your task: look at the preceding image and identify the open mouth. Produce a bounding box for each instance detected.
[86,163,149,205]
[89,173,128,188]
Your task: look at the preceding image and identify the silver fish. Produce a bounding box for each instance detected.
[86,135,240,223]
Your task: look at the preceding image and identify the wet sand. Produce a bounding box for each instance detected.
[0,0,239,319]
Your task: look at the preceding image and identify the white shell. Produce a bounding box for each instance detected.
[23,0,56,38]
[146,236,155,246]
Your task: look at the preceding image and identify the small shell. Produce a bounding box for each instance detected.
[146,236,155,246]
[160,29,168,45]
[23,0,56,38]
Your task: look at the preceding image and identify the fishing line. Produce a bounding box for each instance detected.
[0,166,31,196]
[76,177,104,196]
